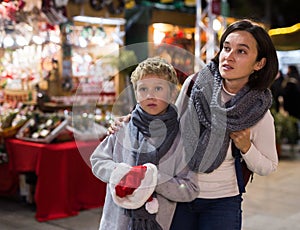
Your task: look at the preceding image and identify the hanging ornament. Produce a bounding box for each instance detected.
[22,0,42,11]
[89,0,125,14]
[106,0,124,14]
[111,25,125,45]
[89,0,105,11]
[54,0,68,8]
[72,0,86,4]
[42,0,68,25]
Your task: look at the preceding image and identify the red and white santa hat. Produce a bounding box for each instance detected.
[109,162,158,210]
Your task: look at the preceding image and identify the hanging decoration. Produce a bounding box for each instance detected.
[0,0,26,22]
[106,0,125,14]
[89,0,125,14]
[111,25,125,45]
[54,0,68,8]
[71,0,86,4]
[89,0,105,10]
[42,0,68,25]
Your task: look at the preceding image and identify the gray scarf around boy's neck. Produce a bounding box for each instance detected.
[184,61,272,173]
[129,103,179,165]
[125,103,179,230]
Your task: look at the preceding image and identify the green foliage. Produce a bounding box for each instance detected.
[106,49,138,76]
[118,50,138,75]
[271,109,299,144]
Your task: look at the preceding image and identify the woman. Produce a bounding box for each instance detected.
[171,19,279,230]
[108,19,279,230]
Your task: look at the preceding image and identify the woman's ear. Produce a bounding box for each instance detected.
[254,57,266,71]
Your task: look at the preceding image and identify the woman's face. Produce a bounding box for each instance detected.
[219,30,266,93]
[136,75,173,115]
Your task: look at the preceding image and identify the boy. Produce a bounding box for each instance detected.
[90,57,199,230]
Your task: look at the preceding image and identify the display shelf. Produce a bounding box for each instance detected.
[16,114,68,143]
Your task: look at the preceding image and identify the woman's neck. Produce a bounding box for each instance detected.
[222,79,247,94]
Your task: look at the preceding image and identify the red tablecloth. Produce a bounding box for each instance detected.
[0,162,19,196]
[4,138,106,222]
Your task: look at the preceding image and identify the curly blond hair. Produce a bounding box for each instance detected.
[131,57,178,93]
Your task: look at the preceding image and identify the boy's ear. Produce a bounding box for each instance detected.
[170,88,179,103]
[134,92,139,103]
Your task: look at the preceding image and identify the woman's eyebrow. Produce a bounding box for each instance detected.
[224,41,250,50]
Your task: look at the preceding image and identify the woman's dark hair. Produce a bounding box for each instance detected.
[212,19,279,90]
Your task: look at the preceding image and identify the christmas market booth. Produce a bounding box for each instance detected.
[0,0,132,221]
[1,0,235,222]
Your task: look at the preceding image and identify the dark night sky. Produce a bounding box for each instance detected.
[226,0,300,28]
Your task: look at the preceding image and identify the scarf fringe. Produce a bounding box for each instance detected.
[129,218,163,230]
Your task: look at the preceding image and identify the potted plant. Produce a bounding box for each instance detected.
[271,108,299,156]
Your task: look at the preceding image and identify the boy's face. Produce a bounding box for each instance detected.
[136,75,173,115]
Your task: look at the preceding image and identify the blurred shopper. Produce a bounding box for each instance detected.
[270,70,284,112]
[281,65,300,119]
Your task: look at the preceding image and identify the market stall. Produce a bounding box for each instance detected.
[0,0,129,222]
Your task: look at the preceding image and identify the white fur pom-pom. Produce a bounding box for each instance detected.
[145,197,159,214]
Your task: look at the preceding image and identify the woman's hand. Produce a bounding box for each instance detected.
[107,114,131,135]
[230,128,251,154]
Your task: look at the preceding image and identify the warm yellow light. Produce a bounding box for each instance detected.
[152,23,174,45]
[153,30,165,45]
[152,23,174,32]
[269,23,300,36]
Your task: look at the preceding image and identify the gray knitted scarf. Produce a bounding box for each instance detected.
[125,103,179,230]
[184,61,272,173]
[129,104,179,165]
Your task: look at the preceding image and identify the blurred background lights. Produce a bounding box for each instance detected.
[78,36,88,48]
[153,30,165,45]
[213,19,222,32]
[3,35,14,48]
[152,23,174,45]
[15,35,28,46]
[32,35,45,45]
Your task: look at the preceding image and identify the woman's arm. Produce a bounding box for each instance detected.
[241,110,279,176]
[106,114,131,135]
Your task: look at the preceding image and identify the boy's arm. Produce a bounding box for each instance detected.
[90,134,127,183]
[154,123,200,202]
[155,166,199,202]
